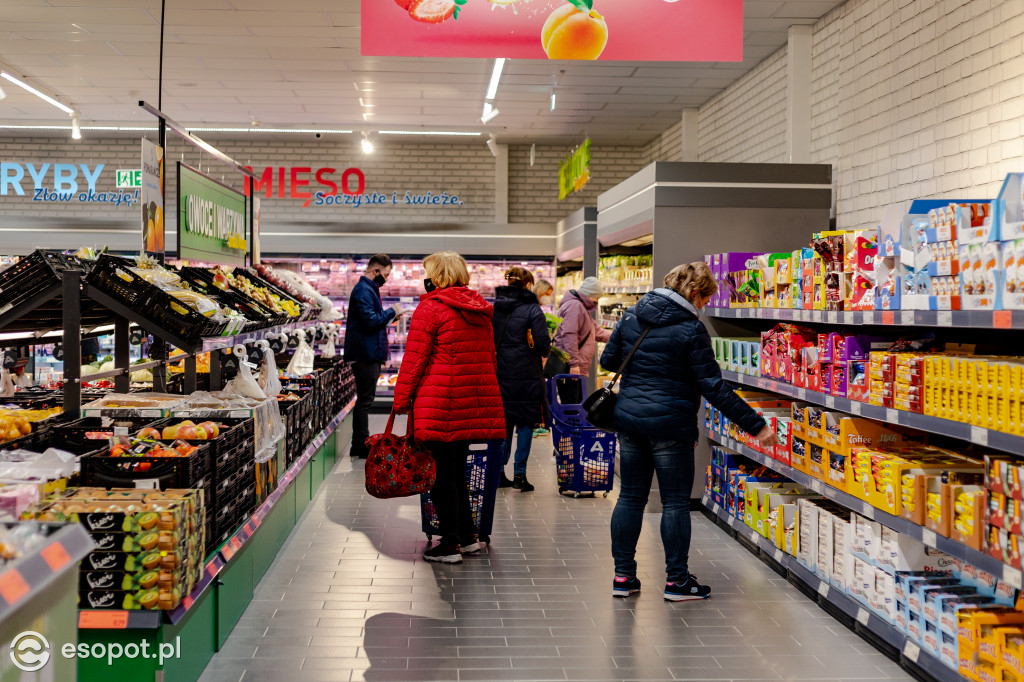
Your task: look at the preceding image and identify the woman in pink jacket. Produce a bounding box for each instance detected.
[551,277,611,377]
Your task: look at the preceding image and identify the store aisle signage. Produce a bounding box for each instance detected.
[178,163,247,267]
[141,140,165,257]
[361,0,741,62]
[244,165,465,210]
[0,162,138,206]
[559,138,591,200]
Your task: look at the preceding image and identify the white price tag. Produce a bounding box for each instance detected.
[886,408,899,424]
[773,549,784,563]
[134,478,160,490]
[728,516,737,528]
[938,311,952,326]
[903,641,920,663]
[922,528,937,548]
[748,530,759,544]
[230,410,250,419]
[850,401,862,415]
[861,502,874,519]
[139,409,161,418]
[1004,566,1023,589]
[113,426,129,436]
[825,396,836,409]
[827,311,838,324]
[797,388,807,400]
[712,503,720,515]
[856,608,870,626]
[901,311,915,325]
[818,581,830,598]
[970,425,989,447]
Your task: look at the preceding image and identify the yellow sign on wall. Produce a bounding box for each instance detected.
[559,138,591,200]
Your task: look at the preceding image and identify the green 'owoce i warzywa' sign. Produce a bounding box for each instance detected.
[177,162,247,266]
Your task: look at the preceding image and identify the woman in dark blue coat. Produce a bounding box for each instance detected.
[601,262,778,602]
[492,267,551,492]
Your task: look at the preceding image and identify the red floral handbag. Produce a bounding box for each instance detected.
[364,411,436,499]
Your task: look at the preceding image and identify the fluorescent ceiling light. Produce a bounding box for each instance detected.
[486,136,498,158]
[485,58,506,101]
[481,102,500,124]
[70,112,81,140]
[0,71,74,114]
[361,133,374,154]
[378,130,483,136]
[0,85,6,100]
[186,127,353,134]
[550,91,556,111]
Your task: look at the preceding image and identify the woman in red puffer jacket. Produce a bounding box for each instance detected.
[393,250,506,564]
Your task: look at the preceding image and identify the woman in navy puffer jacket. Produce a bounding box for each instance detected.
[601,262,778,602]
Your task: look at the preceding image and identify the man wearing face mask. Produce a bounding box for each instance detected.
[344,253,404,459]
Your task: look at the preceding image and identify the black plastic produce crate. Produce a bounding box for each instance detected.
[80,440,213,500]
[49,416,163,451]
[0,250,84,316]
[176,267,284,327]
[231,268,312,321]
[86,255,226,346]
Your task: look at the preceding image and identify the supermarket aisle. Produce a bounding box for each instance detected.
[199,415,913,682]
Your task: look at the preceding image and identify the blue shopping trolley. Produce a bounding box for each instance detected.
[420,440,503,544]
[547,374,617,498]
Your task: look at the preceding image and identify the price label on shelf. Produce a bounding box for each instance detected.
[856,608,870,626]
[922,528,937,548]
[938,311,952,327]
[773,549,784,563]
[882,311,895,325]
[79,611,129,629]
[825,396,836,409]
[40,542,70,571]
[903,641,920,663]
[748,530,759,544]
[712,503,720,515]
[901,311,915,325]
[827,311,838,324]
[796,388,807,400]
[861,502,874,519]
[1003,566,1023,589]
[995,310,1013,329]
[818,581,830,598]
[886,408,899,425]
[850,402,862,415]
[970,425,989,447]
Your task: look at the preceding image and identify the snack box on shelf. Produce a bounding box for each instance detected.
[988,456,1024,501]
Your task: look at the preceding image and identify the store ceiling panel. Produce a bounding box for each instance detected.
[0,0,844,145]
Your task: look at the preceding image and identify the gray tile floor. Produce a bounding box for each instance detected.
[198,415,914,682]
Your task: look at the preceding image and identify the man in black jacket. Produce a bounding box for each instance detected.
[344,254,402,458]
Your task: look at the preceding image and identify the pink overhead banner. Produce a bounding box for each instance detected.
[361,0,742,62]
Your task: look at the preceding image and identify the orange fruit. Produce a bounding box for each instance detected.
[541,4,608,60]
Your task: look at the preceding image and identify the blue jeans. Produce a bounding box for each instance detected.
[610,431,695,583]
[502,425,533,476]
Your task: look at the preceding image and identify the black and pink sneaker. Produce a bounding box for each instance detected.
[612,575,641,597]
[664,574,711,601]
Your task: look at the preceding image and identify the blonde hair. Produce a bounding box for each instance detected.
[533,279,554,297]
[504,266,535,289]
[664,262,718,302]
[423,250,470,289]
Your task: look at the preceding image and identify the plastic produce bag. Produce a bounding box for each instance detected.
[286,333,315,376]
[0,368,14,398]
[320,327,337,359]
[256,342,282,398]
[224,355,268,401]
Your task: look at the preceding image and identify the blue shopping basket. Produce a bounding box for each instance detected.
[420,440,503,543]
[547,374,617,498]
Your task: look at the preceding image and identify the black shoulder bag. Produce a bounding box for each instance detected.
[581,326,651,431]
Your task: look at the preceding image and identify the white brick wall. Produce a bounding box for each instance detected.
[699,48,789,163]
[642,119,684,164]
[701,0,1024,230]
[507,143,648,223]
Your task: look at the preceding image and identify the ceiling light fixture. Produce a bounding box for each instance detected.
[486,58,505,101]
[0,85,6,101]
[378,130,483,136]
[70,112,81,140]
[480,102,500,124]
[0,71,73,114]
[550,91,556,111]
[486,135,499,158]
[530,143,536,166]
[361,132,374,155]
[187,127,353,134]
